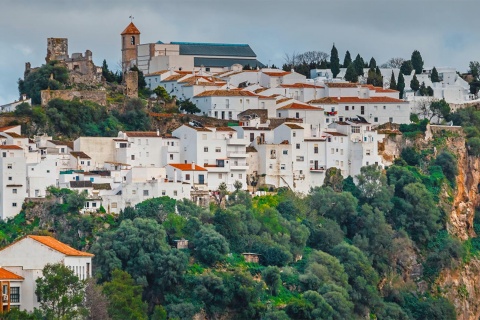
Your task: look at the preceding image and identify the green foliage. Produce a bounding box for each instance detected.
[35,263,87,320]
[344,63,358,83]
[112,98,150,131]
[411,50,424,74]
[389,71,397,90]
[178,98,200,114]
[431,66,440,82]
[103,269,148,320]
[102,60,117,83]
[353,54,364,77]
[366,67,383,87]
[131,196,176,223]
[434,151,458,185]
[423,230,463,281]
[153,86,171,102]
[401,147,420,166]
[400,60,413,76]
[262,266,282,296]
[342,50,352,68]
[330,44,340,78]
[399,118,428,136]
[19,61,69,104]
[193,225,230,265]
[397,72,406,98]
[430,99,451,121]
[400,292,456,320]
[368,57,376,69]
[410,74,420,92]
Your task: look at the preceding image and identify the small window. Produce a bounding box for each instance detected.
[352,106,355,110]
[12,203,17,207]
[92,202,97,208]
[314,145,319,154]
[12,189,17,194]
[173,191,178,196]
[293,132,296,137]
[111,202,117,208]
[131,155,135,160]
[215,147,221,153]
[374,117,378,122]
[296,144,300,149]
[331,148,334,154]
[204,147,209,152]
[8,177,12,181]
[295,112,300,118]
[7,164,12,169]
[389,117,393,123]
[280,164,286,170]
[366,150,371,155]
[170,154,174,160]
[296,156,304,161]
[47,170,50,173]
[132,190,136,195]
[345,106,349,111]
[143,190,149,196]
[185,174,190,181]
[162,190,166,196]
[81,161,84,165]
[282,150,288,155]
[10,287,19,303]
[269,164,273,169]
[239,174,243,179]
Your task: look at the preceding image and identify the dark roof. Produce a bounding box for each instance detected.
[70,181,93,188]
[70,151,91,159]
[92,183,112,190]
[172,42,257,57]
[194,57,265,68]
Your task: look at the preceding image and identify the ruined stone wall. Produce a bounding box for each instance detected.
[46,38,68,63]
[41,90,107,106]
[124,71,138,98]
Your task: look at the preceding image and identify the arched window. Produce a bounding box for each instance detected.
[130,36,135,45]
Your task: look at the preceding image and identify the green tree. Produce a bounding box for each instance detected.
[434,151,458,184]
[431,66,440,82]
[469,61,480,80]
[330,44,340,78]
[389,71,397,90]
[233,180,243,191]
[102,60,116,83]
[343,50,352,68]
[344,64,358,83]
[411,50,424,74]
[102,270,148,320]
[113,98,150,131]
[410,74,420,92]
[368,57,377,69]
[153,86,171,102]
[35,263,87,320]
[429,99,451,121]
[400,60,413,75]
[262,266,282,295]
[366,68,382,87]
[178,98,200,114]
[322,167,344,192]
[193,225,230,265]
[353,54,365,77]
[397,72,405,98]
[129,65,147,89]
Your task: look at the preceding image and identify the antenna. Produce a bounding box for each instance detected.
[129,15,134,22]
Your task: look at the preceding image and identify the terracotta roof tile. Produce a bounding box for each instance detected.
[277,103,322,110]
[145,70,169,76]
[163,75,185,82]
[28,235,94,257]
[337,96,405,103]
[169,163,208,171]
[125,131,161,137]
[263,71,291,77]
[0,268,23,280]
[194,90,257,97]
[0,126,19,132]
[214,127,236,132]
[308,97,340,104]
[70,151,91,159]
[324,131,347,136]
[284,123,304,129]
[276,98,291,105]
[121,22,141,35]
[0,145,22,150]
[325,82,358,88]
[280,83,323,89]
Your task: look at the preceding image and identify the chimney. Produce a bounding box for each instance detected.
[192,161,195,170]
[156,128,160,136]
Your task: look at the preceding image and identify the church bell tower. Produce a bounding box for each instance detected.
[121,21,141,73]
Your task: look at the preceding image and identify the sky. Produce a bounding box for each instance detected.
[0,0,478,105]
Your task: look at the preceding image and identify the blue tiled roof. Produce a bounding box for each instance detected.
[194,57,265,68]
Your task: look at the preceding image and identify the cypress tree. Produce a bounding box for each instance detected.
[411,50,424,74]
[344,63,358,83]
[343,51,352,68]
[369,57,377,69]
[330,44,340,78]
[410,74,420,93]
[397,73,405,98]
[353,54,365,77]
[431,67,440,82]
[400,60,413,75]
[389,71,397,90]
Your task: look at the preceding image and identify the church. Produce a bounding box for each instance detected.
[121,22,265,74]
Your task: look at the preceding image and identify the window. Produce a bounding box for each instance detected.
[12,189,17,194]
[8,177,12,181]
[132,190,136,195]
[204,147,208,152]
[219,173,223,179]
[111,202,117,208]
[293,131,296,137]
[162,190,166,196]
[283,150,288,155]
[143,190,149,196]
[314,144,319,154]
[345,106,349,111]
[228,111,233,119]
[280,164,286,170]
[366,150,371,155]
[340,137,344,143]
[12,203,17,207]
[7,164,12,169]
[327,137,331,142]
[296,112,300,118]
[92,202,97,208]
[352,106,355,110]
[231,173,234,178]
[239,174,243,179]
[296,143,300,149]
[326,118,329,123]
[185,174,190,181]
[250,133,254,142]
[360,106,365,115]
[215,147,221,153]
[47,170,50,173]
[383,106,386,109]
[296,156,304,161]
[389,117,393,122]
[340,149,344,155]
[173,191,178,196]
[374,117,378,122]
[131,155,135,160]
[278,113,281,117]
[170,154,174,160]
[336,148,339,152]
[10,287,19,303]
[340,161,344,167]
[81,161,84,165]
[269,164,273,169]
[2,152,5,158]
[351,126,360,133]
[130,36,135,45]
[331,148,334,154]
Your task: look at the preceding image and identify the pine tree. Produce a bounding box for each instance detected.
[431,66,440,82]
[344,63,358,83]
[343,51,352,68]
[389,71,397,90]
[353,54,365,77]
[411,50,424,74]
[330,44,340,78]
[397,73,405,98]
[369,57,377,69]
[410,74,420,93]
[400,60,413,75]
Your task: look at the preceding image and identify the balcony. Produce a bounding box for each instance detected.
[310,165,326,172]
[230,164,249,170]
[227,138,248,146]
[227,151,248,158]
[324,111,338,116]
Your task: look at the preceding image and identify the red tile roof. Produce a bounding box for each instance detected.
[125,131,161,137]
[308,97,340,104]
[70,151,91,159]
[194,90,258,97]
[28,235,94,257]
[284,123,304,129]
[277,103,323,110]
[263,71,291,77]
[280,83,323,89]
[326,83,358,88]
[163,75,185,82]
[0,125,19,132]
[214,127,236,132]
[362,84,398,93]
[121,22,141,35]
[0,268,23,280]
[0,145,22,150]
[276,98,292,105]
[324,131,347,136]
[337,96,405,103]
[169,163,208,171]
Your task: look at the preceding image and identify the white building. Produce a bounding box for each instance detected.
[0,145,27,219]
[0,235,93,312]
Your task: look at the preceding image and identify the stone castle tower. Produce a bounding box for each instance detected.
[46,38,69,63]
[121,22,141,73]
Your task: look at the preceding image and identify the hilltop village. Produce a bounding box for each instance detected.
[0,20,480,319]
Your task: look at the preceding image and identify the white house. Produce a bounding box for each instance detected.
[0,235,93,312]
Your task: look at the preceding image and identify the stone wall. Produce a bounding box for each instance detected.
[46,38,68,63]
[124,71,138,98]
[41,90,107,106]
